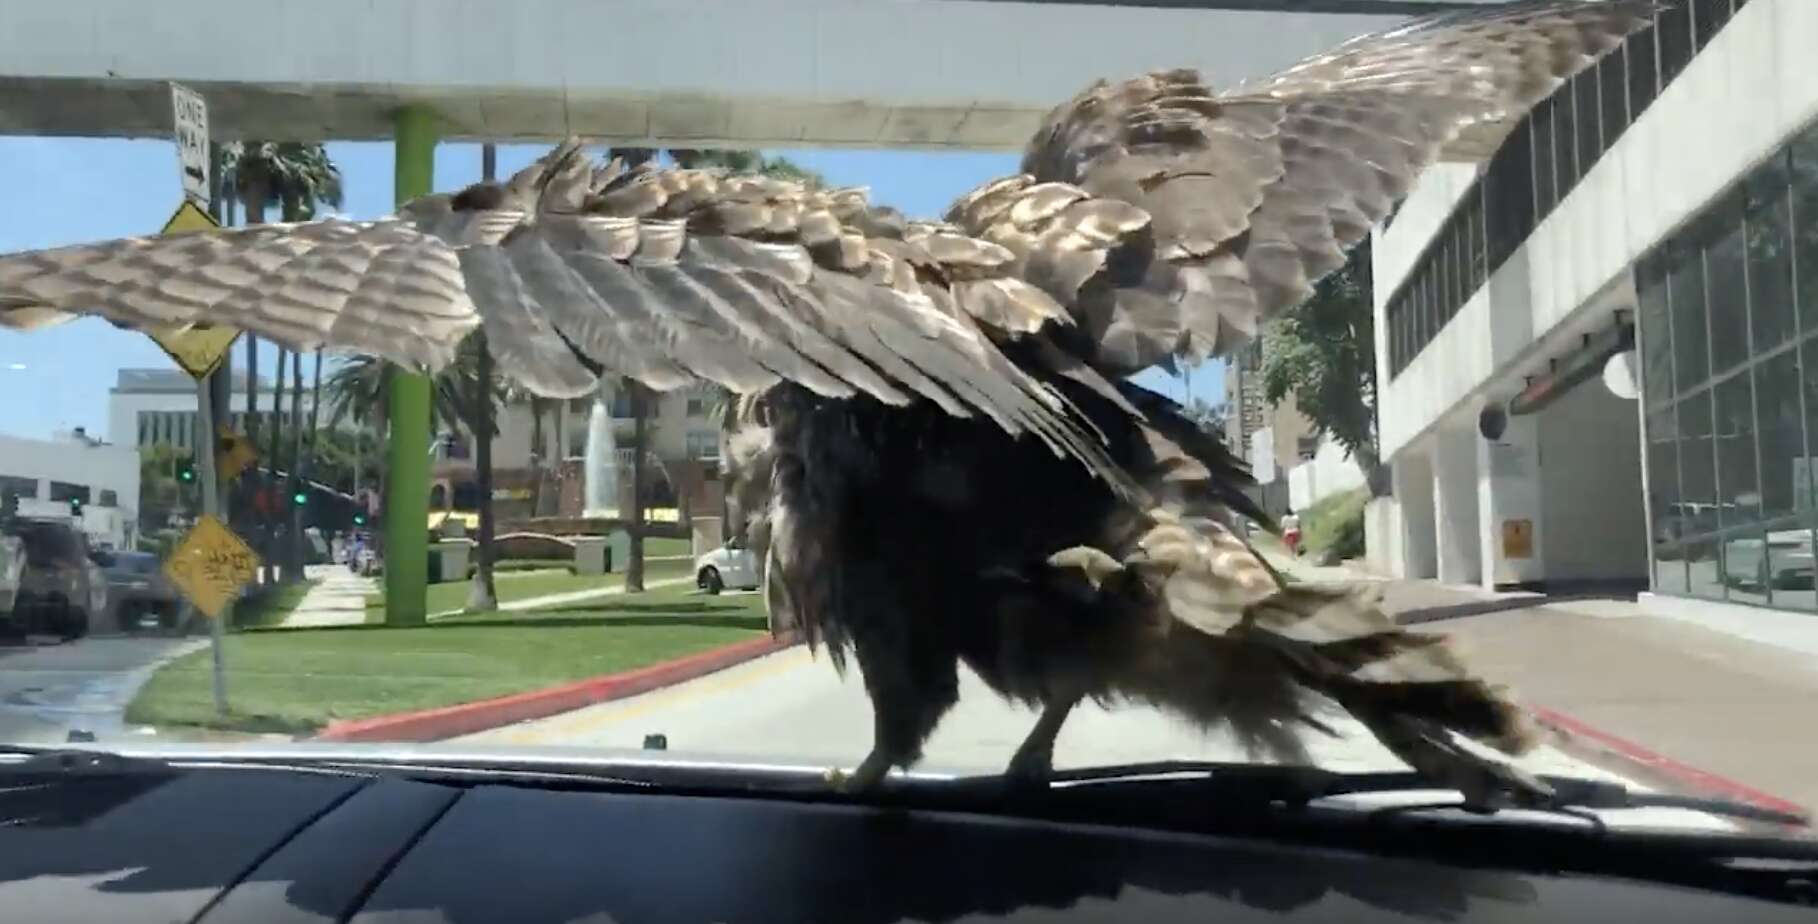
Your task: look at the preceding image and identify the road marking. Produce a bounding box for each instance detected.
[486,646,820,746]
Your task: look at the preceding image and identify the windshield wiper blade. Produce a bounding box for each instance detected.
[957,761,1811,828]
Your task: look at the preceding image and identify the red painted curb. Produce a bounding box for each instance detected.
[1529,705,1809,821]
[316,633,799,743]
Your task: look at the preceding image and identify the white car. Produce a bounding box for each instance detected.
[695,538,760,594]
[1721,530,1816,590]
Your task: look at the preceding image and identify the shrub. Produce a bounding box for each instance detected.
[1302,488,1368,562]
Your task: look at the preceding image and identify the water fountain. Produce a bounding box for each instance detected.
[582,384,618,518]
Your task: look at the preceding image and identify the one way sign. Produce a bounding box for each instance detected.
[170,82,210,211]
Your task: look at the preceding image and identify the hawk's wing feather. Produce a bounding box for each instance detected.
[950,0,1661,374]
[0,219,474,372]
[0,148,1130,491]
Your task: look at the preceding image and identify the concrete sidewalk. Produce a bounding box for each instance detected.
[428,574,695,619]
[1265,550,1818,815]
[1393,582,1817,814]
[280,565,377,628]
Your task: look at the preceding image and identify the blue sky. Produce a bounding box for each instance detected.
[0,139,1221,441]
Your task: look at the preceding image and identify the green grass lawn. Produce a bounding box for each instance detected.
[365,557,692,617]
[646,536,692,557]
[128,583,768,735]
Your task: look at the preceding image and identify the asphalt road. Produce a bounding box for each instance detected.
[0,636,205,745]
[459,637,1737,831]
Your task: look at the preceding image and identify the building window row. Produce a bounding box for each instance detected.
[1386,2,1745,378]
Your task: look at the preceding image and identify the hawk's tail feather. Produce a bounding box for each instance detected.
[1112,518,1543,797]
[1244,584,1537,758]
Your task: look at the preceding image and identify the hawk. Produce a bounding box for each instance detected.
[0,1,1659,799]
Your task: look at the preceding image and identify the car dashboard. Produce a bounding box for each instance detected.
[1,758,1815,923]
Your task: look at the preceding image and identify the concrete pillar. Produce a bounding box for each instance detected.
[382,105,438,626]
[692,516,724,556]
[1394,448,1438,579]
[571,537,607,575]
[1478,414,1544,588]
[1434,426,1483,585]
[433,539,470,583]
[607,529,631,573]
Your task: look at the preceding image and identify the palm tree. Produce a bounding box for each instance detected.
[323,342,501,601]
[221,141,343,584]
[281,350,305,582]
[261,344,288,585]
[623,379,650,593]
[324,353,473,440]
[467,144,502,612]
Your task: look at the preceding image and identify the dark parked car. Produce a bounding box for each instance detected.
[3,518,105,640]
[96,549,181,632]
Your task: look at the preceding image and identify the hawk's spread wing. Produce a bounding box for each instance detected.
[947,0,1660,374]
[0,0,1654,477]
[0,143,1126,486]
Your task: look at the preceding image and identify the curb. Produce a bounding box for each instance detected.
[316,633,800,743]
[1530,705,1809,820]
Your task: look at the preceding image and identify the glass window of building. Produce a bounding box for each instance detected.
[1800,336,1818,515]
[1646,405,1681,544]
[1713,369,1759,528]
[1627,22,1659,127]
[1598,45,1630,149]
[1640,256,1674,398]
[0,475,38,500]
[1793,127,1818,334]
[1745,154,1796,353]
[1531,98,1557,219]
[685,431,719,460]
[1574,69,1602,175]
[48,481,90,504]
[1657,3,1694,86]
[1754,348,1803,524]
[1678,390,1716,522]
[1553,82,1579,201]
[1485,119,1534,274]
[1669,241,1710,392]
[1702,194,1749,376]
[1692,0,1731,50]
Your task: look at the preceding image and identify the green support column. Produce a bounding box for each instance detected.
[383,105,439,625]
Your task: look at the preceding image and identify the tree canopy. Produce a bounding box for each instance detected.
[1258,241,1382,491]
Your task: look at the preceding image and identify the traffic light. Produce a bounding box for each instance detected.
[67,496,83,516]
[292,488,309,507]
[352,513,366,526]
[177,459,196,483]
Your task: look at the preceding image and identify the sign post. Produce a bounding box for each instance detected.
[170,82,211,212]
[159,81,239,716]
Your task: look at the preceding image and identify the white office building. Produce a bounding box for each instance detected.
[0,430,140,549]
[108,368,314,453]
[1369,0,1818,630]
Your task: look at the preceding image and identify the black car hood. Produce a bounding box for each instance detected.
[1,752,1814,924]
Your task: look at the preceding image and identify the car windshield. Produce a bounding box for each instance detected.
[0,0,1811,845]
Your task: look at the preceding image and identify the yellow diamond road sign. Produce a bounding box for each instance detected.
[163,514,260,620]
[217,425,257,482]
[148,200,240,379]
[162,198,218,235]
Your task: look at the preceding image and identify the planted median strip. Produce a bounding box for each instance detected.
[125,581,765,736]
[362,557,693,620]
